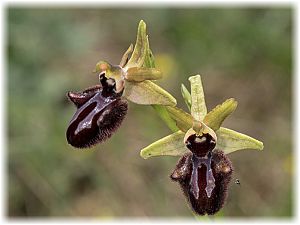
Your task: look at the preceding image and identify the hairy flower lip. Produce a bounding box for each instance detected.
[66,85,128,149]
[66,74,129,149]
[171,150,233,215]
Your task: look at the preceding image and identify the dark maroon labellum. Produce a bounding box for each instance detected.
[66,76,128,148]
[170,150,233,215]
[185,133,216,157]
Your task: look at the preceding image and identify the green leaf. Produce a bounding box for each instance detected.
[181,84,191,111]
[140,131,187,159]
[152,105,179,132]
[126,67,162,82]
[189,75,207,121]
[123,80,177,106]
[126,20,147,68]
[204,98,238,131]
[216,127,264,154]
[166,106,193,132]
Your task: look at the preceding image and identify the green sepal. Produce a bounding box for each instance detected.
[120,44,133,67]
[123,80,177,106]
[189,75,207,121]
[181,84,192,111]
[142,36,156,68]
[126,20,147,68]
[126,67,162,82]
[216,127,264,154]
[204,98,238,131]
[166,106,193,132]
[140,131,187,159]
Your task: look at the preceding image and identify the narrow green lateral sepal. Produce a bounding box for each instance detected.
[120,44,133,67]
[142,35,156,68]
[123,80,177,106]
[216,127,264,154]
[204,98,238,131]
[181,84,192,111]
[189,75,207,121]
[140,131,187,159]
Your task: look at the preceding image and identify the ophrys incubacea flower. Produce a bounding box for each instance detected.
[66,20,176,148]
[140,75,263,215]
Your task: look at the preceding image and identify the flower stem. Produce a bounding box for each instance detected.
[152,105,179,132]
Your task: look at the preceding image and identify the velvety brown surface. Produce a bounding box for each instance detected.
[67,85,128,148]
[171,150,233,215]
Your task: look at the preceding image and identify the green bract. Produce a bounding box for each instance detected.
[140,74,264,159]
[94,20,176,106]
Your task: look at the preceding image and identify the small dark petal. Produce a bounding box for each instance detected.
[171,150,233,215]
[66,89,128,148]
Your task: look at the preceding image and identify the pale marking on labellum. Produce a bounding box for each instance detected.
[71,92,115,135]
[190,156,200,199]
[195,136,206,144]
[75,107,101,135]
[190,153,216,199]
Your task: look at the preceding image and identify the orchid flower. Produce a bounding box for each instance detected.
[140,75,263,215]
[66,20,176,148]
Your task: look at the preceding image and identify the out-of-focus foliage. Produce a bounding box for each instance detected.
[8,7,292,217]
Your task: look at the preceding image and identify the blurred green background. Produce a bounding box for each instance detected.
[8,7,293,217]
